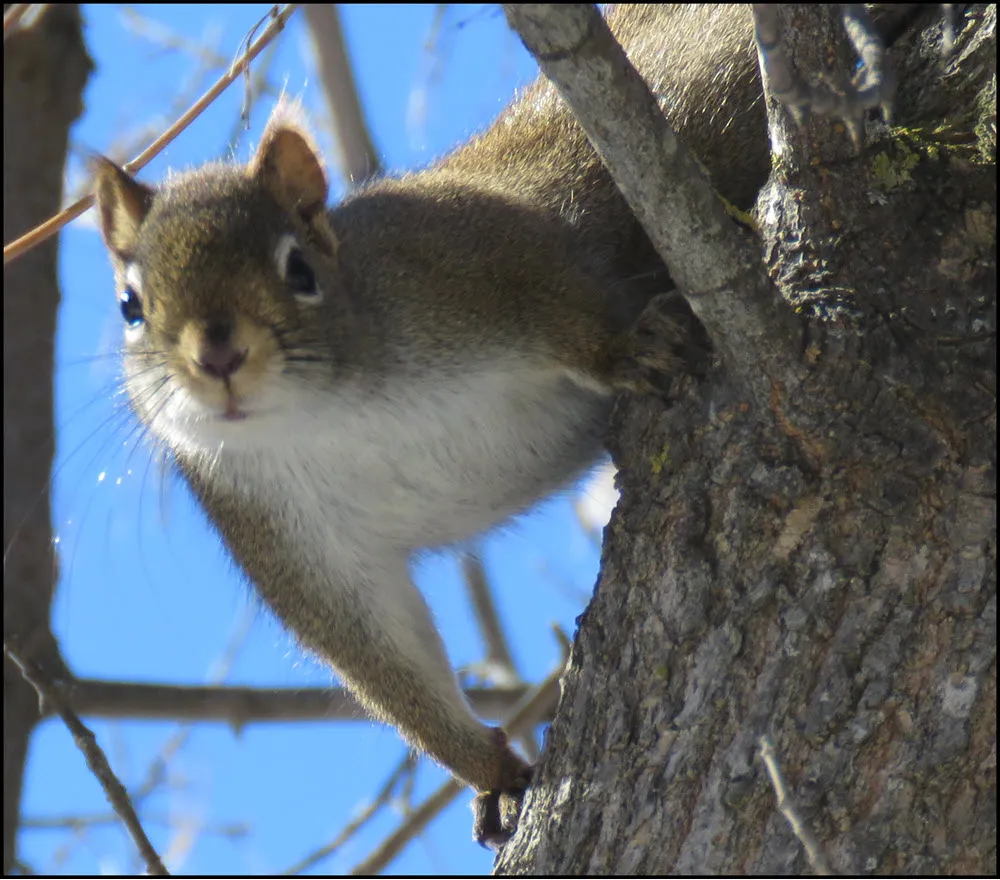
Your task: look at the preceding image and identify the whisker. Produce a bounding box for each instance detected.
[5,375,155,566]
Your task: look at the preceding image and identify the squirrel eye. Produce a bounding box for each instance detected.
[286,248,320,300]
[119,286,145,327]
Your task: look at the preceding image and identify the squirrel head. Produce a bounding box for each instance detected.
[91,101,363,443]
[94,98,627,444]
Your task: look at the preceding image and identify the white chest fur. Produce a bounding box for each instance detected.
[133,359,610,562]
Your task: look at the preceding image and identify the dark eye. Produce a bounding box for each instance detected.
[286,248,319,299]
[119,286,144,327]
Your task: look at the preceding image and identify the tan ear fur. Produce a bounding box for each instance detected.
[249,99,329,221]
[91,157,154,260]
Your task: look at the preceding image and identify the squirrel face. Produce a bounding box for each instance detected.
[92,106,357,452]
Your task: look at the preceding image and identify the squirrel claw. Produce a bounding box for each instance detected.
[472,735,532,849]
[611,293,710,397]
[472,785,528,849]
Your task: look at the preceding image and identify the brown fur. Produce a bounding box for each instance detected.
[92,5,768,845]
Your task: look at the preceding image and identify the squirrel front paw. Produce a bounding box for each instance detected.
[610,292,710,396]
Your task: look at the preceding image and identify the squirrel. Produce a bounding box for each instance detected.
[92,5,767,846]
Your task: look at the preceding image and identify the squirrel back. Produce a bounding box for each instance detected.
[336,5,765,351]
[441,5,764,207]
[92,4,767,846]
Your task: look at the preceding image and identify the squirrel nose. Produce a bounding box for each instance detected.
[197,321,246,379]
[198,344,246,379]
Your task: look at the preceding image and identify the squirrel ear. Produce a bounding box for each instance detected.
[250,101,328,222]
[91,157,154,260]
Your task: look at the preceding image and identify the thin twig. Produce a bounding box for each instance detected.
[350,778,463,876]
[302,4,381,185]
[4,640,169,876]
[461,551,519,681]
[284,753,418,875]
[350,659,565,874]
[120,6,230,70]
[129,610,255,870]
[460,551,540,761]
[2,3,31,38]
[759,735,833,876]
[21,812,248,837]
[3,3,300,266]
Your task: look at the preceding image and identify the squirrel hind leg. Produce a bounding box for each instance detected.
[608,292,712,398]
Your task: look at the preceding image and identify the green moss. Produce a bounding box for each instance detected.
[719,195,759,231]
[650,444,671,475]
[867,120,987,193]
[973,74,997,163]
[870,142,921,190]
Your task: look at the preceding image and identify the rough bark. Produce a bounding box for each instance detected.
[3,4,92,872]
[499,5,995,875]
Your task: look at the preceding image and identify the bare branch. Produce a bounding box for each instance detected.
[22,812,247,837]
[283,753,417,875]
[350,777,463,876]
[120,7,231,69]
[58,678,533,725]
[2,4,32,39]
[461,551,519,681]
[3,3,301,266]
[350,658,565,873]
[5,641,169,876]
[303,4,381,186]
[503,4,804,410]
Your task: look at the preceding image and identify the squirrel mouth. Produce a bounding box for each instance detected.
[221,386,248,421]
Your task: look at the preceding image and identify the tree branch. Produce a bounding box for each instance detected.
[5,642,168,876]
[503,3,804,410]
[49,677,534,726]
[3,3,300,265]
[303,4,381,186]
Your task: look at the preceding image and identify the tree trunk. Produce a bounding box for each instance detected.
[499,5,995,874]
[3,5,91,872]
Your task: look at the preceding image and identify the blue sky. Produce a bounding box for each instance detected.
[17,5,614,875]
